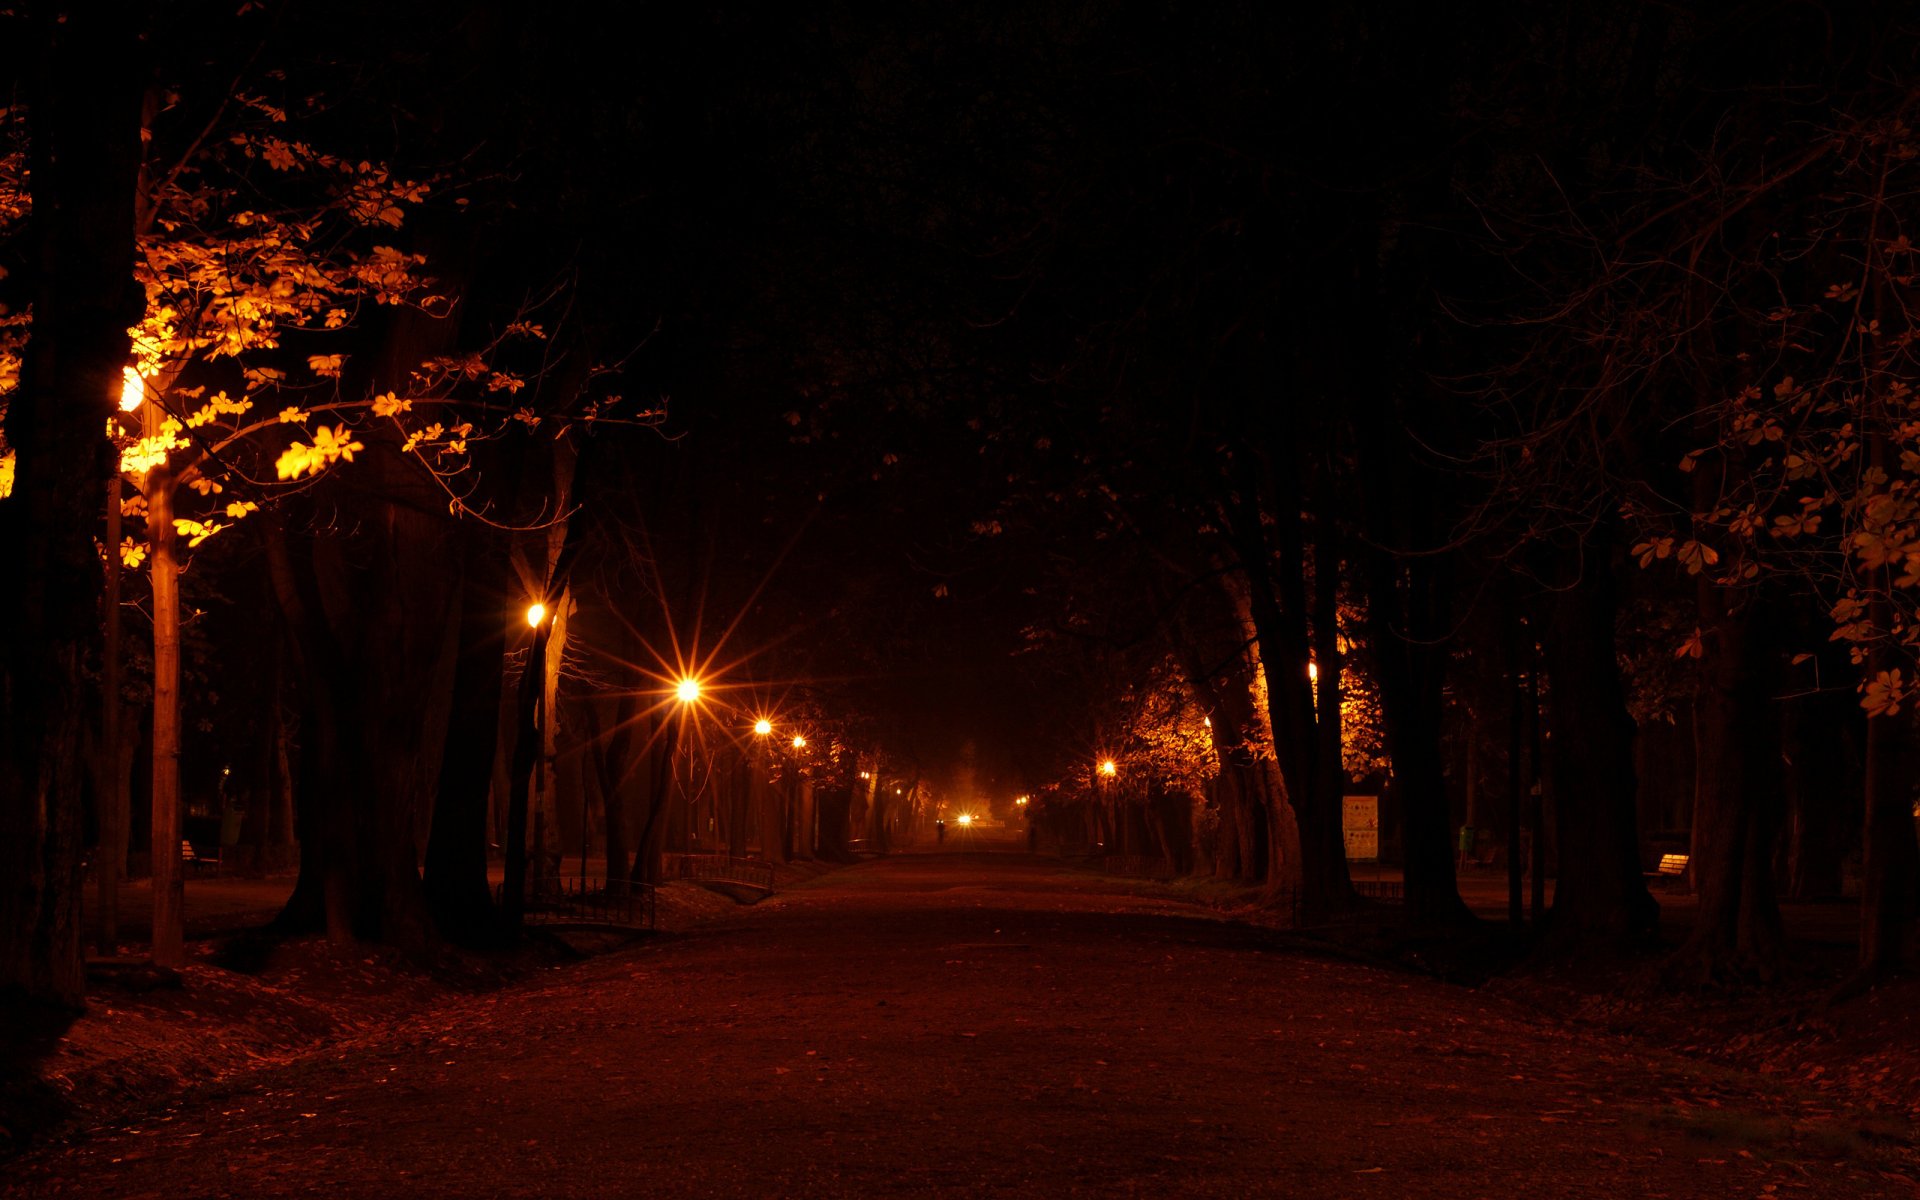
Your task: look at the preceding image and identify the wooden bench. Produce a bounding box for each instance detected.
[182,839,221,874]
[1645,852,1688,885]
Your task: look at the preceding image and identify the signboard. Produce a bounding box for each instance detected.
[1342,795,1379,862]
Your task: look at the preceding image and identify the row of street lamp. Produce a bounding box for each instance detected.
[524,599,817,750]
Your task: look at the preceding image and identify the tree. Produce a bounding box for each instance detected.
[0,4,143,1006]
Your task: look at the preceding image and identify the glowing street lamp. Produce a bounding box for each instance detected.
[119,366,146,413]
[1015,796,1028,806]
[754,718,773,736]
[956,814,972,827]
[675,677,702,704]
[1099,759,1117,778]
[525,602,547,628]
[791,734,807,751]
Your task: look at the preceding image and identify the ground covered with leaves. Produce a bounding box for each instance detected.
[4,852,1917,1197]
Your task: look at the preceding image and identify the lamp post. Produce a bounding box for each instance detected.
[1098,759,1118,853]
[673,676,701,849]
[750,717,779,862]
[503,601,549,927]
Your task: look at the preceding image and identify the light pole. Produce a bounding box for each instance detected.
[1098,759,1117,853]
[673,676,701,850]
[503,601,548,926]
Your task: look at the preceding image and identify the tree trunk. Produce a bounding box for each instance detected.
[0,4,142,1007]
[1859,699,1918,976]
[1674,601,1786,981]
[1542,541,1658,940]
[1231,473,1348,916]
[145,472,184,967]
[423,529,511,943]
[95,477,125,953]
[753,740,783,864]
[1781,683,1852,900]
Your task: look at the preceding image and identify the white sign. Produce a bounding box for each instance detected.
[1342,795,1379,862]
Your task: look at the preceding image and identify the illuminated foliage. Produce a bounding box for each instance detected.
[1621,117,1920,715]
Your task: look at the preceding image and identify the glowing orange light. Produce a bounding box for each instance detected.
[956,814,972,827]
[754,719,773,736]
[1016,796,1028,806]
[118,366,145,413]
[791,735,807,750]
[525,602,546,628]
[1099,759,1117,777]
[1307,661,1319,683]
[675,677,701,704]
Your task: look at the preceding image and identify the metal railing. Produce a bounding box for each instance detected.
[662,853,776,893]
[1353,879,1403,903]
[499,875,656,930]
[1100,854,1175,880]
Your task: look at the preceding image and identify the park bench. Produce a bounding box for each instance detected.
[1645,852,1689,886]
[182,839,221,874]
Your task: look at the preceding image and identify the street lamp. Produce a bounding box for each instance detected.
[754,718,773,736]
[525,601,547,628]
[791,734,807,751]
[119,366,146,413]
[676,676,702,704]
[1099,759,1117,778]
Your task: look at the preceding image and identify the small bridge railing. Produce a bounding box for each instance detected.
[1100,854,1175,880]
[499,875,656,930]
[1353,880,1403,903]
[663,853,776,894]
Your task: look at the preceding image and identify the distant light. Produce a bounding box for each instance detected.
[1099,759,1117,777]
[1307,661,1319,683]
[525,602,546,628]
[1015,796,1028,806]
[1203,715,1211,728]
[859,771,871,779]
[956,814,972,826]
[895,787,902,794]
[792,735,807,750]
[675,677,701,704]
[754,719,773,736]
[119,366,145,413]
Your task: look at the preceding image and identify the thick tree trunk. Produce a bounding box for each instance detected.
[0,5,142,1007]
[628,708,677,886]
[1233,480,1348,916]
[1543,541,1658,940]
[816,785,852,860]
[751,742,780,863]
[95,477,125,953]
[1674,601,1786,981]
[1781,684,1852,900]
[423,530,511,943]
[1368,559,1471,925]
[1859,700,1918,976]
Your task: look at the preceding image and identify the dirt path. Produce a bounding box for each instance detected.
[6,853,1910,1198]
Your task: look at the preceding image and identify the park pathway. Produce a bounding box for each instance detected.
[5,852,1904,1198]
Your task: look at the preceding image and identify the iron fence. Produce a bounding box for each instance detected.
[662,853,776,893]
[1100,854,1175,880]
[498,875,656,930]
